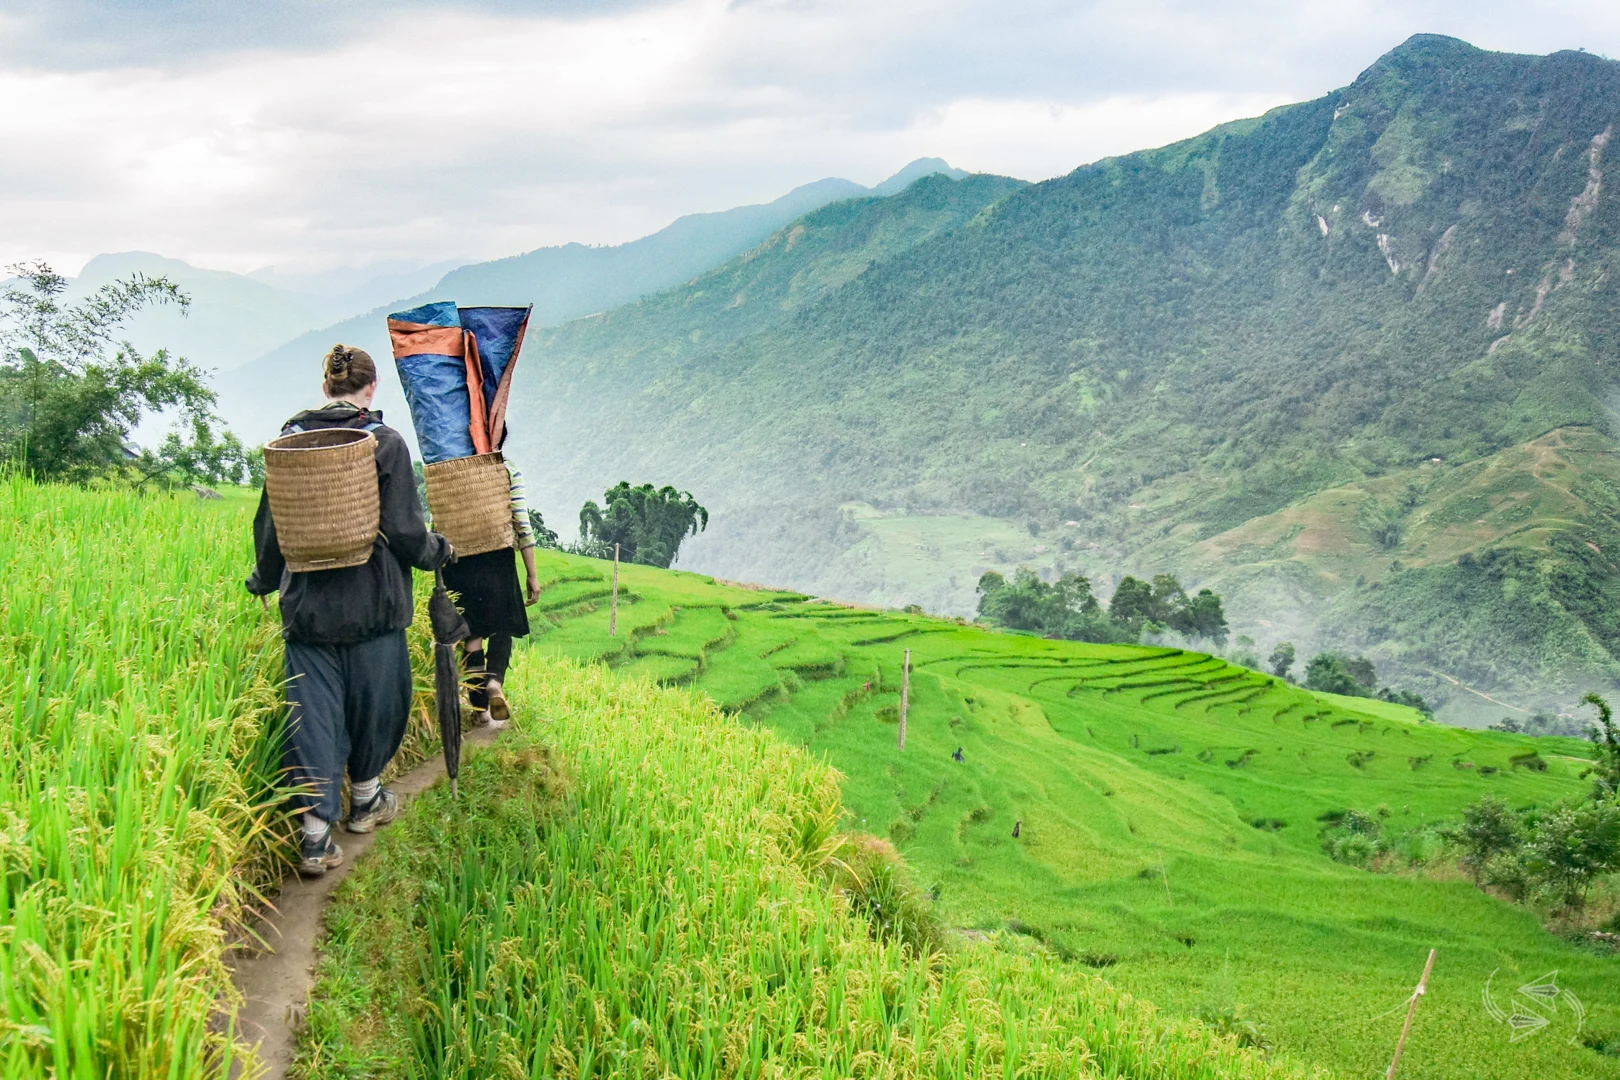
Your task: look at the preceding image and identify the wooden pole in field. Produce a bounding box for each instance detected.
[1385,949,1436,1080]
[610,543,619,637]
[898,649,911,751]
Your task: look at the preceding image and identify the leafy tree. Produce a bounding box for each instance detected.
[1104,574,1227,643]
[1149,574,1189,624]
[1444,796,1521,884]
[1377,686,1433,719]
[1303,652,1376,696]
[1108,576,1156,630]
[984,568,1226,644]
[1519,800,1620,908]
[1180,588,1229,645]
[1343,656,1377,691]
[527,508,560,549]
[1228,634,1260,669]
[0,261,251,485]
[578,481,708,568]
[1268,642,1296,680]
[977,568,1124,642]
[1584,693,1620,802]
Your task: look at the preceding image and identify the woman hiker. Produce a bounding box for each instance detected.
[247,345,455,876]
[442,450,541,728]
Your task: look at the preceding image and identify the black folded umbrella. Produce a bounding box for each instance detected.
[429,571,471,796]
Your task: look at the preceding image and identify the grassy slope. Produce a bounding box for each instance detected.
[302,661,1305,1080]
[516,548,1617,1080]
[508,36,1620,716]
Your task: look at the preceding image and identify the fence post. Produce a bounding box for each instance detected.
[610,543,619,637]
[899,648,911,751]
[1386,948,1436,1080]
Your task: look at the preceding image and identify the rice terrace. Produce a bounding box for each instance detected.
[5,5,1620,1080]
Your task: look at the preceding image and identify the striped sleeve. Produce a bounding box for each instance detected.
[507,462,536,549]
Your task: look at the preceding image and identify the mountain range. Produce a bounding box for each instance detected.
[81,36,1620,725]
[215,158,968,444]
[499,35,1620,724]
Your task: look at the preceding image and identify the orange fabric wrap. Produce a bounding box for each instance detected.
[387,323,465,359]
[463,330,492,455]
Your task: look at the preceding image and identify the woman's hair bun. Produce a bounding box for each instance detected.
[325,344,352,377]
[320,342,377,397]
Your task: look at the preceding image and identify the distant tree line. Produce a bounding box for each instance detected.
[1488,711,1594,738]
[975,569,1228,645]
[1326,694,1620,912]
[1262,643,1432,718]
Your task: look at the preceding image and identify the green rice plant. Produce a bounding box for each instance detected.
[498,547,1620,1079]
[301,659,1313,1079]
[631,605,734,661]
[0,476,451,1078]
[614,652,701,685]
[0,475,281,1078]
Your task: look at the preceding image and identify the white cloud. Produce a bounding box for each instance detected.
[907,94,1291,181]
[2,0,1619,275]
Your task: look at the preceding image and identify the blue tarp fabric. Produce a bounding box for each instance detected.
[388,301,474,464]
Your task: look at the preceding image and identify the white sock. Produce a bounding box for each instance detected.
[350,777,380,806]
[302,812,329,839]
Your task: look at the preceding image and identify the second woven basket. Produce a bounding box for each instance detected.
[424,452,514,557]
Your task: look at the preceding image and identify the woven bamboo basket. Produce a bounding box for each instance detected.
[263,428,380,572]
[424,452,514,557]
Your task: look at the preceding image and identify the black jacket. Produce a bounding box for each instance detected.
[247,403,453,645]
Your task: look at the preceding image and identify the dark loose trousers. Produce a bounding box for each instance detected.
[283,630,413,824]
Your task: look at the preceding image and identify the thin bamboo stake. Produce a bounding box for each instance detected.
[899,648,910,751]
[610,543,619,637]
[1386,948,1437,1080]
[1158,848,1173,906]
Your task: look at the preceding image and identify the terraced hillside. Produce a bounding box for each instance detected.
[509,35,1620,722]
[521,548,1617,1080]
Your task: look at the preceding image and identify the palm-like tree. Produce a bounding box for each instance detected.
[579,482,709,568]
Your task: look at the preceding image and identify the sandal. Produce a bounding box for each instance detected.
[487,680,511,723]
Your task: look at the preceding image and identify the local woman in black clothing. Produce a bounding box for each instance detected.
[247,345,454,876]
[442,453,540,727]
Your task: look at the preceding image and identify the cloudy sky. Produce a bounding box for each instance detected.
[3,0,1619,279]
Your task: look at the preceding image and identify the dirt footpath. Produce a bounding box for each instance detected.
[227,724,503,1079]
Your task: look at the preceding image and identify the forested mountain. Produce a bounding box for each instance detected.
[508,35,1620,723]
[217,160,964,444]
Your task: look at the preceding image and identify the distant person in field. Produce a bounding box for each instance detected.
[441,438,541,728]
[247,345,454,876]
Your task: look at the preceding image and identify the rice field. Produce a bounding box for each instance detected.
[506,549,1619,1080]
[300,661,1312,1079]
[6,481,1614,1079]
[0,476,281,1078]
[0,478,446,1078]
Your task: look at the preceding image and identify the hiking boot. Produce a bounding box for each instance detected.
[344,788,399,834]
[298,827,344,877]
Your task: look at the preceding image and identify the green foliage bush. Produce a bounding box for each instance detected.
[0,262,251,486]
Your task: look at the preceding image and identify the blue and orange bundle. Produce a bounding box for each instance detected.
[386,301,531,464]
